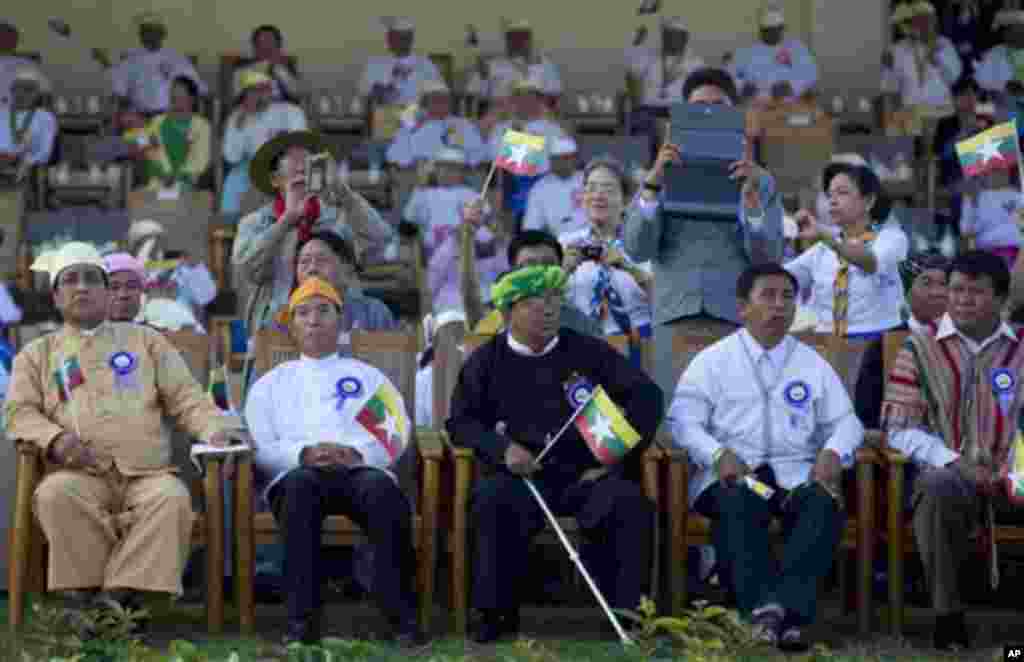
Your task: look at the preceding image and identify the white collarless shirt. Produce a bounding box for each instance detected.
[245,353,410,499]
[669,329,864,504]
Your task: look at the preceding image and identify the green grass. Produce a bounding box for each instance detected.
[0,595,1004,661]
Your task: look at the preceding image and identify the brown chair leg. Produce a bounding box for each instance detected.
[204,459,225,634]
[235,455,256,634]
[669,457,688,615]
[418,457,440,633]
[451,453,472,635]
[856,460,874,636]
[888,461,905,637]
[9,447,41,632]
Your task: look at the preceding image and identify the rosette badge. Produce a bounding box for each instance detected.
[335,376,363,410]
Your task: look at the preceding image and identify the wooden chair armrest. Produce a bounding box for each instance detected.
[855,446,884,465]
[641,444,664,462]
[416,427,445,461]
[882,448,909,465]
[863,428,885,448]
[15,441,42,460]
[443,435,476,461]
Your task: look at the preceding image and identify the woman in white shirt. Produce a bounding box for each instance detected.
[787,162,908,338]
[561,158,652,358]
[787,162,909,400]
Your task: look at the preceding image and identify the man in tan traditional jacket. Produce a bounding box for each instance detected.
[5,242,240,614]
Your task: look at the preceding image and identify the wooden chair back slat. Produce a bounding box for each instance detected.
[165,329,213,388]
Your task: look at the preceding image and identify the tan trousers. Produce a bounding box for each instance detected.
[911,466,984,614]
[33,470,194,595]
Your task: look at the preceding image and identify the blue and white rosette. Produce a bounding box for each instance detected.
[109,351,139,390]
[783,380,811,411]
[991,368,1016,417]
[335,376,363,411]
[564,375,594,410]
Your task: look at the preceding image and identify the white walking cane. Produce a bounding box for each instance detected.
[521,477,633,645]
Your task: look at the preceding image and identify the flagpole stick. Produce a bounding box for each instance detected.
[522,477,633,646]
[479,159,499,201]
[535,391,596,464]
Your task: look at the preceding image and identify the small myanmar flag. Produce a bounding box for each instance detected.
[356,382,409,461]
[494,130,547,177]
[572,385,642,465]
[955,120,1019,178]
[208,365,230,411]
[1005,431,1024,505]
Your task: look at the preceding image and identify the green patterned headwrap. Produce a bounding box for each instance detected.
[490,265,567,310]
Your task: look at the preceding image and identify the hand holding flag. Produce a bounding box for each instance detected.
[955,120,1020,180]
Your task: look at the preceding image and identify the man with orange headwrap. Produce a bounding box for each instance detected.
[246,278,424,647]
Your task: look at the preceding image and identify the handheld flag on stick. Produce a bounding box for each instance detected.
[955,120,1020,179]
[1004,430,1024,505]
[356,381,409,461]
[572,385,642,465]
[208,364,233,412]
[494,129,547,177]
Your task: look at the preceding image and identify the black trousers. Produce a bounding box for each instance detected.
[694,475,845,625]
[470,472,653,613]
[271,466,418,625]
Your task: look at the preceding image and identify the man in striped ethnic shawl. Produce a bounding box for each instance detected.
[882,251,1024,651]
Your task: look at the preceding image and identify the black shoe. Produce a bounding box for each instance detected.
[471,609,520,644]
[778,626,809,653]
[933,612,969,651]
[393,620,429,648]
[282,614,321,646]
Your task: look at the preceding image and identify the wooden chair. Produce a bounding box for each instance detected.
[444,333,664,635]
[234,329,443,633]
[7,330,232,633]
[665,331,877,635]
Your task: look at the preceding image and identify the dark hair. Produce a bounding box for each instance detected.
[170,75,200,112]
[507,230,563,266]
[582,157,633,199]
[297,231,357,267]
[951,76,979,97]
[736,262,798,301]
[822,162,890,222]
[251,25,283,48]
[949,250,1010,299]
[682,67,738,104]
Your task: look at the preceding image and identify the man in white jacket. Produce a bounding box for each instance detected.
[246,278,425,647]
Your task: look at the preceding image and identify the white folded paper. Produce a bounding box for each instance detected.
[190,443,251,473]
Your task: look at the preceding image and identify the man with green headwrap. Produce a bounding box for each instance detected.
[446,264,664,643]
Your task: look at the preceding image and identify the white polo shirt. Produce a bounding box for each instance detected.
[784,221,909,336]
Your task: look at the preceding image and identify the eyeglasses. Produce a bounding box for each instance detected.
[57,269,105,289]
[583,183,622,195]
[109,281,143,293]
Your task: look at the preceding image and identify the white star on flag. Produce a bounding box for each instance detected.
[977,138,1005,165]
[506,143,530,165]
[380,410,402,444]
[589,413,614,443]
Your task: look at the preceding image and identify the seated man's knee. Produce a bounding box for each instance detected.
[471,474,526,518]
[361,471,411,516]
[916,466,965,502]
[604,478,653,518]
[34,471,91,513]
[146,475,193,513]
[280,466,321,496]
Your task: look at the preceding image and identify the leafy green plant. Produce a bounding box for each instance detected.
[616,596,756,660]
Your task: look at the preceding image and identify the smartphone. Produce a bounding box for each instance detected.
[305,152,330,194]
